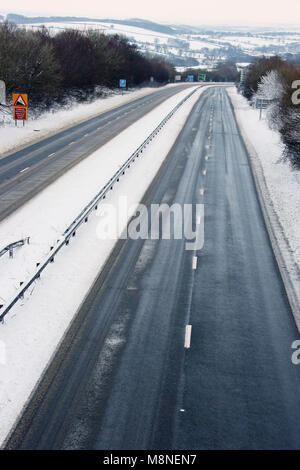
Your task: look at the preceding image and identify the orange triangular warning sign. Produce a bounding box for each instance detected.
[13,95,26,106]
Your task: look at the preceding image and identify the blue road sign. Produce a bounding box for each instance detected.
[256,97,272,109]
[187,75,194,82]
[119,79,126,88]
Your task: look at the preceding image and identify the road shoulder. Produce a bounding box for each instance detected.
[227,87,300,332]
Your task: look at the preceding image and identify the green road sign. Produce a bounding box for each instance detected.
[198,73,206,81]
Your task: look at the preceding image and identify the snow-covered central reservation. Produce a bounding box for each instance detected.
[0,83,206,447]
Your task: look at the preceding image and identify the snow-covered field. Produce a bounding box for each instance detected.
[214,34,299,49]
[26,21,174,45]
[227,87,300,329]
[0,84,206,447]
[19,19,300,70]
[189,39,220,50]
[0,85,180,157]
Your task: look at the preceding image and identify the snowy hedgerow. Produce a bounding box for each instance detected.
[280,107,300,167]
[242,57,300,167]
[252,70,284,132]
[256,70,284,101]
[0,22,175,109]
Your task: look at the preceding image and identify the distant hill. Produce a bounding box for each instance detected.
[6,13,179,35]
[102,18,176,35]
[5,12,300,71]
[6,14,103,24]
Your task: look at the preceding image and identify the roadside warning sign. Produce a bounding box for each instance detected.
[12,93,28,121]
[13,93,28,107]
[13,107,28,120]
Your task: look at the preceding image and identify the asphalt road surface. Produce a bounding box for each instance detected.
[0,84,193,222]
[6,86,300,450]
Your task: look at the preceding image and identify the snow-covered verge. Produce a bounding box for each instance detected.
[0,84,181,158]
[0,86,196,305]
[0,85,207,447]
[227,87,300,331]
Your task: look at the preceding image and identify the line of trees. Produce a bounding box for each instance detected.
[180,61,239,82]
[0,22,175,108]
[240,56,300,167]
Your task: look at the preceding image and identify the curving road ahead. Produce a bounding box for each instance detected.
[6,87,300,450]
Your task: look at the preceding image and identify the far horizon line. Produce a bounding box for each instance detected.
[1,11,300,29]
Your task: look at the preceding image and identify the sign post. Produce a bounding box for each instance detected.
[255,97,272,120]
[119,79,126,95]
[259,101,263,120]
[13,93,28,127]
[0,80,6,105]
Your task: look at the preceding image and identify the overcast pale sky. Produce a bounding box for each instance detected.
[2,0,300,26]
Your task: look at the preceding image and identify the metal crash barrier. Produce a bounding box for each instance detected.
[0,86,200,323]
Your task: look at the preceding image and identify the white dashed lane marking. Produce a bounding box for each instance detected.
[192,256,198,270]
[20,167,29,173]
[184,325,192,348]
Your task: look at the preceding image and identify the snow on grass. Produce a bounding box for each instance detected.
[189,39,221,50]
[0,85,179,157]
[227,86,300,312]
[26,21,174,45]
[0,84,207,447]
